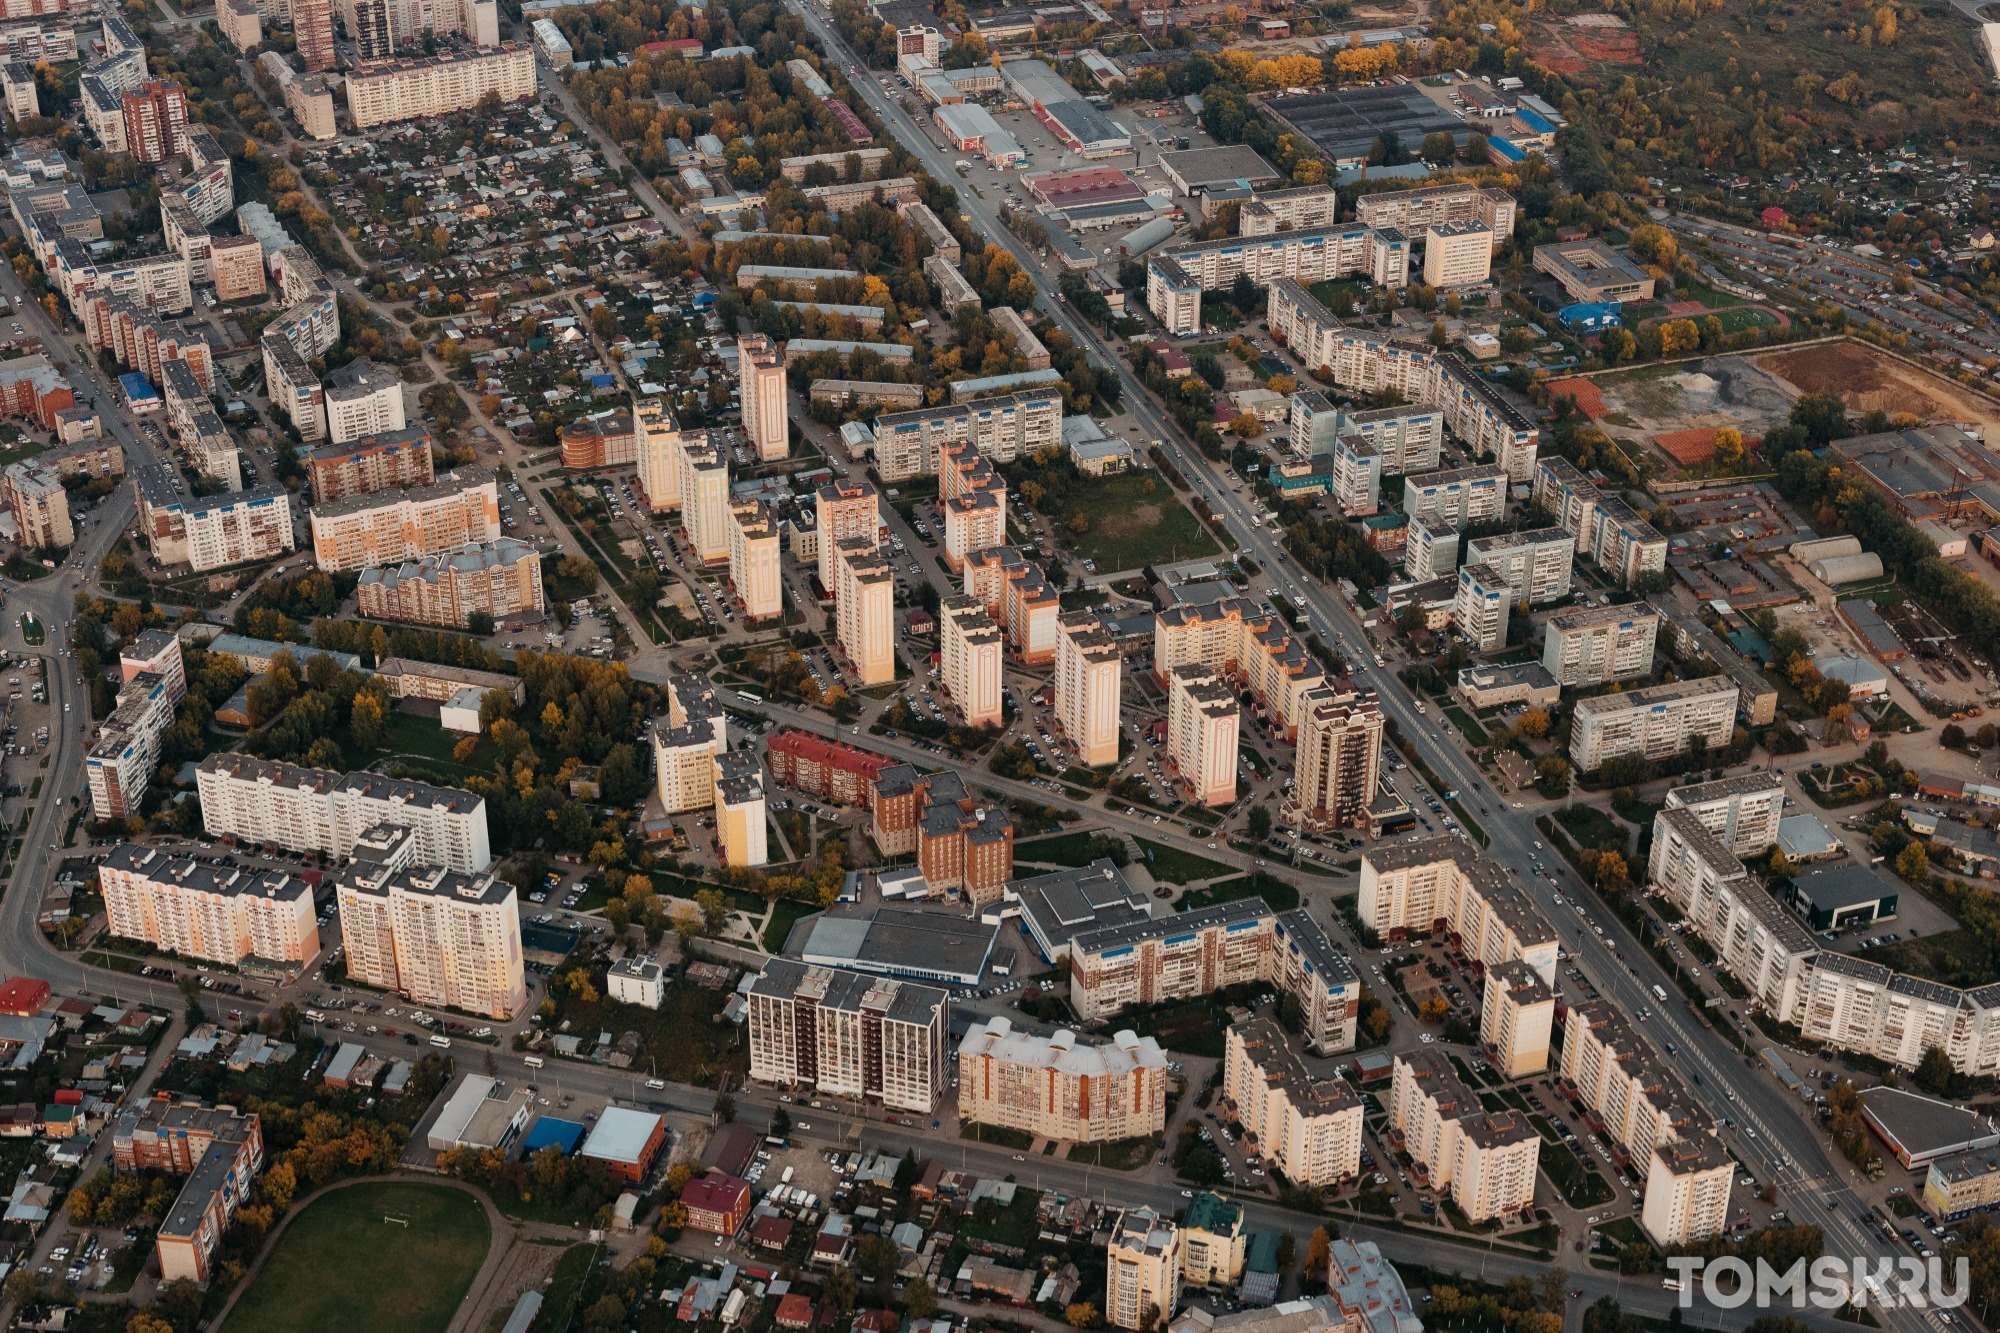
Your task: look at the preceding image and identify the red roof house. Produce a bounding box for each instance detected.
[776,1295,816,1329]
[0,978,50,1017]
[680,1173,751,1235]
[1761,207,1788,228]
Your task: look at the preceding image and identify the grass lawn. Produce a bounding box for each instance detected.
[960,1122,1034,1149]
[1443,706,1488,747]
[1554,803,1628,855]
[1067,1137,1157,1170]
[1531,1115,1615,1208]
[1716,305,1777,334]
[1179,874,1299,912]
[224,1182,490,1333]
[345,708,496,783]
[1058,471,1221,572]
[1135,837,1233,885]
[546,972,748,1086]
[763,898,816,952]
[1014,831,1105,867]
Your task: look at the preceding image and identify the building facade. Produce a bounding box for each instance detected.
[746,960,948,1112]
[956,1019,1167,1144]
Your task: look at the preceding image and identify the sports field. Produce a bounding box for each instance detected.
[223,1182,491,1333]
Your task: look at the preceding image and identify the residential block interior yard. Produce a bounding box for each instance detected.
[2,0,2000,1327]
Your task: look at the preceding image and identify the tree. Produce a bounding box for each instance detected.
[1276,1231,1297,1274]
[1629,224,1679,270]
[770,1107,792,1138]
[823,1266,860,1315]
[1418,996,1449,1023]
[1518,709,1551,739]
[1536,755,1572,798]
[694,888,729,936]
[1066,1303,1103,1329]
[1896,841,1929,882]
[1247,805,1273,839]
[1418,131,1457,165]
[714,1093,736,1123]
[1915,1045,1957,1096]
[905,1278,938,1319]
[350,690,387,752]
[1596,850,1630,893]
[1304,1226,1333,1277]
[855,1234,900,1283]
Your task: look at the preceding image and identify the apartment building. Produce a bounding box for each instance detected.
[739,332,788,460]
[1239,182,1339,235]
[295,0,334,70]
[0,354,73,432]
[1290,684,1382,832]
[746,960,948,1112]
[1642,1134,1734,1248]
[1924,1145,2000,1221]
[1569,675,1737,772]
[261,334,323,441]
[1358,836,1558,983]
[1328,432,1380,515]
[1266,278,1539,482]
[558,408,634,470]
[715,749,768,869]
[1463,527,1573,605]
[211,233,265,301]
[134,466,294,571]
[939,440,1007,572]
[1153,596,1325,742]
[898,198,960,264]
[1542,602,1659,687]
[1167,663,1238,808]
[814,477,880,593]
[961,546,1059,664]
[651,673,730,813]
[342,43,535,130]
[322,358,406,444]
[86,668,175,821]
[1479,959,1555,1078]
[1404,464,1507,528]
[780,146,893,182]
[835,539,896,685]
[1336,403,1442,476]
[1559,999,1706,1155]
[4,459,69,549]
[872,388,1061,484]
[1532,456,1669,588]
[307,426,434,505]
[334,823,526,1019]
[196,751,492,872]
[1068,899,1359,1056]
[1452,563,1510,654]
[940,595,1004,728]
[99,842,319,967]
[1388,1051,1538,1222]
[356,537,544,628]
[635,396,682,511]
[310,466,499,573]
[799,176,920,211]
[1147,224,1410,334]
[1222,1020,1363,1187]
[118,1097,264,1285]
[1422,221,1493,288]
[957,1019,1166,1143]
[917,793,1013,908]
[1646,805,1816,1021]
[121,81,188,164]
[677,430,732,565]
[1353,183,1517,243]
[1661,771,1785,860]
[765,731,894,807]
[1106,1207,1182,1331]
[1054,611,1122,767]
[726,499,782,621]
[1400,515,1455,584]
[1178,1192,1244,1289]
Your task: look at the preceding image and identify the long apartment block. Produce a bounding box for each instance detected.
[1222,1018,1363,1186]
[86,665,177,821]
[746,959,949,1113]
[1153,596,1324,742]
[1388,1050,1539,1222]
[1463,526,1573,605]
[1532,456,1668,588]
[116,1097,264,1285]
[872,388,1061,484]
[1646,796,2000,1077]
[1541,601,1660,687]
[134,464,294,572]
[1358,835,1558,983]
[1568,675,1736,773]
[1147,224,1411,334]
[99,842,319,968]
[355,537,544,629]
[957,1019,1167,1144]
[196,751,491,872]
[1066,896,1359,1054]
[1352,183,1517,242]
[309,466,499,573]
[1267,278,1539,482]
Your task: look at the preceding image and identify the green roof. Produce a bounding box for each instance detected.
[1184,1190,1242,1236]
[1244,1231,1281,1274]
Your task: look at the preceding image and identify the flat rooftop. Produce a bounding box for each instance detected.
[1862,1087,2000,1165]
[795,906,999,986]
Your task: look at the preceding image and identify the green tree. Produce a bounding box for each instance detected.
[1247,805,1273,839]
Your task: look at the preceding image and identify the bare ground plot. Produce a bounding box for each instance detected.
[1755,343,2000,442]
[1590,356,1800,450]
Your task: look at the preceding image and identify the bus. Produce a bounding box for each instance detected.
[1653,985,1669,1003]
[524,1055,544,1068]
[737,689,764,704]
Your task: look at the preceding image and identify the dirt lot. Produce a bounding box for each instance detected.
[1755,342,2000,442]
[1591,355,1800,446]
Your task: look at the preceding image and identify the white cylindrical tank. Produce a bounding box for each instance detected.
[1809,552,1885,585]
